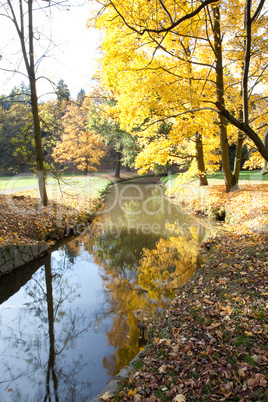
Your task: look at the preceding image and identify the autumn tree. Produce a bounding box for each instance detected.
[90,1,221,184]
[52,97,105,174]
[89,94,139,178]
[89,0,268,191]
[215,0,268,173]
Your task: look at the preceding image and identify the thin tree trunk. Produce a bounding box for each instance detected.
[233,108,245,183]
[195,133,208,186]
[84,158,88,175]
[115,151,121,178]
[213,5,236,192]
[243,0,252,126]
[7,0,48,205]
[28,0,48,205]
[29,77,48,205]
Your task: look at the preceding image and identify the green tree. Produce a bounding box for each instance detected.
[0,102,34,172]
[90,97,139,178]
[76,88,86,105]
[56,79,71,106]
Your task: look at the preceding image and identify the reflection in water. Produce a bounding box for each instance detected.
[0,180,206,400]
[87,181,206,377]
[0,250,93,401]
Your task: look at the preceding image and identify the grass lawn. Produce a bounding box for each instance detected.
[208,170,268,181]
[161,169,268,189]
[0,173,39,191]
[0,173,105,191]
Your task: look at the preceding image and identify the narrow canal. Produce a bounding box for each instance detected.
[0,179,206,401]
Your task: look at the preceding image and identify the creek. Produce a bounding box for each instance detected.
[0,178,206,401]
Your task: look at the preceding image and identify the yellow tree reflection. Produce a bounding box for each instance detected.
[138,222,203,299]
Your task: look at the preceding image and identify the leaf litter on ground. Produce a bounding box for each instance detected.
[0,176,111,246]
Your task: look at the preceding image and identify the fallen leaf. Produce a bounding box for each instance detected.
[173,395,186,402]
[101,392,112,401]
[159,365,167,373]
[128,389,137,397]
[207,322,221,329]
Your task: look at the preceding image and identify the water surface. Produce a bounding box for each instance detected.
[0,179,206,401]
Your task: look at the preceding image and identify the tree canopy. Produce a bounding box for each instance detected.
[89,0,268,191]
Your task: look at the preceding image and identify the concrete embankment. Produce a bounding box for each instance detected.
[0,243,48,275]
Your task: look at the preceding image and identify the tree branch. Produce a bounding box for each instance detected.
[109,0,219,35]
[215,101,268,161]
[251,0,266,22]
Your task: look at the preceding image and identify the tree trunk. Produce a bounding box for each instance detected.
[261,129,268,175]
[212,5,236,192]
[243,0,252,126]
[84,159,89,175]
[114,151,121,178]
[195,133,208,186]
[233,108,245,183]
[29,75,48,205]
[216,0,268,167]
[28,0,48,206]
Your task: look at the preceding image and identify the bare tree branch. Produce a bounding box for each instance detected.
[109,0,219,35]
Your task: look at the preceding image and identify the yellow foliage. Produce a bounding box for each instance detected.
[88,0,268,177]
[243,151,264,170]
[52,98,105,173]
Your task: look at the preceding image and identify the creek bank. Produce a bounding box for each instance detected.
[0,243,48,275]
[0,171,148,276]
[97,181,268,401]
[0,180,112,276]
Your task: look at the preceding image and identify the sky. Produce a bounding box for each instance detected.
[0,1,102,100]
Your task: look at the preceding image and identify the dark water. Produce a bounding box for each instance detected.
[0,180,206,401]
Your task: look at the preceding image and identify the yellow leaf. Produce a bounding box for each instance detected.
[128,389,137,397]
[245,331,253,336]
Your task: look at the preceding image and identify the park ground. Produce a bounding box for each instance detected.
[0,171,267,400]
[0,170,137,246]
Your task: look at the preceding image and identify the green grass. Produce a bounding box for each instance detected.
[208,170,268,181]
[0,173,111,192]
[0,173,38,190]
[51,176,112,194]
[161,169,268,189]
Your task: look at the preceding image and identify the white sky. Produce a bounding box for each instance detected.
[0,1,102,100]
